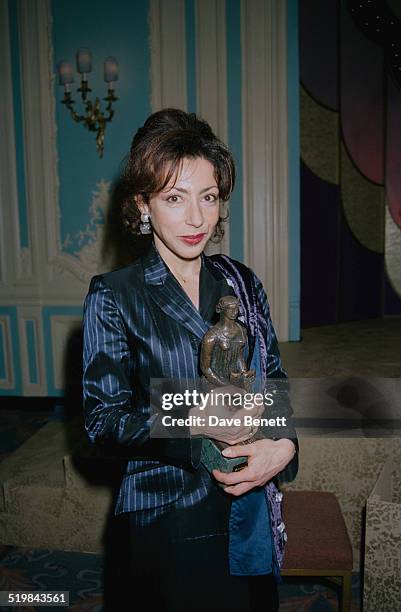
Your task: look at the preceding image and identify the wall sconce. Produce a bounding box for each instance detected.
[57,48,119,158]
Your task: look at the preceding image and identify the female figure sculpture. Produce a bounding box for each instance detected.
[200,295,256,393]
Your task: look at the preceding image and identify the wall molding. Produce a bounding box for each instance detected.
[0,0,21,287]
[241,0,290,340]
[0,316,14,388]
[195,0,227,139]
[1,0,86,394]
[2,0,116,299]
[43,311,82,395]
[18,306,46,395]
[149,0,187,111]
[18,0,90,293]
[196,0,230,256]
[18,0,51,288]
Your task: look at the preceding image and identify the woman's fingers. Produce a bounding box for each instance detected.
[212,466,256,486]
[222,481,257,496]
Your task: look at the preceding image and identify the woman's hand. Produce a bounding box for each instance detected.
[212,438,296,496]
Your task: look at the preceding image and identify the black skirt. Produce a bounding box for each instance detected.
[104,477,279,612]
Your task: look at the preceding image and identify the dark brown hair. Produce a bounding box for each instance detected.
[120,108,235,242]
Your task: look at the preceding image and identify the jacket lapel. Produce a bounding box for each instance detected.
[141,242,209,340]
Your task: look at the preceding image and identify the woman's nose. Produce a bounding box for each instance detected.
[185,199,204,227]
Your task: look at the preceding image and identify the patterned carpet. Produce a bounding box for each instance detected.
[0,405,361,611]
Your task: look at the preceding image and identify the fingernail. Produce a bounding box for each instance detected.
[222,448,231,457]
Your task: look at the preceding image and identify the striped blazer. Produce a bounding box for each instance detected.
[82,241,298,525]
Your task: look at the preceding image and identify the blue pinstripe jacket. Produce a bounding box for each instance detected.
[82,241,298,526]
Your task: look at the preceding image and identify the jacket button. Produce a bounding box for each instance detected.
[190,335,199,350]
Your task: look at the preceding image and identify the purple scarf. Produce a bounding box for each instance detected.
[206,254,287,578]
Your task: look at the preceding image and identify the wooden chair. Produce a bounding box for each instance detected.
[280,490,353,612]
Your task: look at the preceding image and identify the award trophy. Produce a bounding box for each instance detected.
[199,295,263,475]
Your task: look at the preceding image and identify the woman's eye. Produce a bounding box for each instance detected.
[166,195,181,203]
[204,193,218,203]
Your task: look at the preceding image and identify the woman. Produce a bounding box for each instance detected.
[82,108,298,612]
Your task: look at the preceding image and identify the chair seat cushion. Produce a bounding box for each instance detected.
[281,490,353,571]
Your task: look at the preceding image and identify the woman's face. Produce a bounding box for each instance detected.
[138,156,220,261]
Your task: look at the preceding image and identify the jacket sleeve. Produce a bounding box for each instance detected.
[253,273,299,485]
[82,274,198,469]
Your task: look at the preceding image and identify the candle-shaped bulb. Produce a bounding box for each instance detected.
[58,61,74,86]
[104,57,119,83]
[76,48,92,74]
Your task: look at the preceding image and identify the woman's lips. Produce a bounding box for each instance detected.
[179,233,206,245]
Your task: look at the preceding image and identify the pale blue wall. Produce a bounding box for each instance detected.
[51,0,151,257]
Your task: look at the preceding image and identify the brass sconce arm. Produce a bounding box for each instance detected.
[58,52,119,158]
